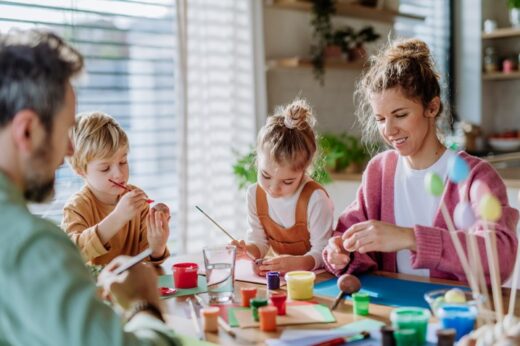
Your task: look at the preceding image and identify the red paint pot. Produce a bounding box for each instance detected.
[270,292,287,315]
[172,262,199,288]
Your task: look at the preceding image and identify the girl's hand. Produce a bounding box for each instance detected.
[147,208,169,258]
[325,236,351,270]
[230,239,249,259]
[259,255,303,275]
[342,220,416,253]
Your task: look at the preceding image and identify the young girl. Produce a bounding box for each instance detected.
[323,38,518,283]
[232,99,334,274]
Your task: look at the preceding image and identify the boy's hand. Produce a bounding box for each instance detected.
[113,188,148,224]
[147,208,169,258]
[230,239,249,258]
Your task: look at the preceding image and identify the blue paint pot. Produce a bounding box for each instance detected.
[437,305,477,341]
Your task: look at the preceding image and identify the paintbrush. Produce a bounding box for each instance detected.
[195,205,256,261]
[108,179,154,204]
[330,291,346,311]
[112,248,153,276]
[188,298,205,341]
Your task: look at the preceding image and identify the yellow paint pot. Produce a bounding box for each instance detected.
[284,271,316,300]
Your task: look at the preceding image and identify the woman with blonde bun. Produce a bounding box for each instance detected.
[323,39,518,284]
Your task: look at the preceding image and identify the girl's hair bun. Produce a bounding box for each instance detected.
[282,98,316,130]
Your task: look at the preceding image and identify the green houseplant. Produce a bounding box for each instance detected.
[309,1,380,84]
[319,133,369,173]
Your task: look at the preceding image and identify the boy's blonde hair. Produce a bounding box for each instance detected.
[68,111,128,174]
[257,98,317,172]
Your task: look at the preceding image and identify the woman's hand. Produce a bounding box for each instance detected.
[342,220,416,253]
[324,236,351,271]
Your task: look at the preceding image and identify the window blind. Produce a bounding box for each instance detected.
[0,0,179,250]
[181,0,257,253]
[395,0,452,104]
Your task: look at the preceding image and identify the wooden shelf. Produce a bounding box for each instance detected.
[267,0,424,23]
[483,71,520,80]
[482,27,520,39]
[266,57,366,70]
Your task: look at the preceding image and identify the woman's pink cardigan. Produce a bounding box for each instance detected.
[322,150,519,284]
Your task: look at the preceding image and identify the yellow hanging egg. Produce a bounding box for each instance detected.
[478,194,502,222]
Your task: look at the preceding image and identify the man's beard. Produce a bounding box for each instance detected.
[23,141,56,203]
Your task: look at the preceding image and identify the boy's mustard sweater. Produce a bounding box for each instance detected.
[61,185,169,266]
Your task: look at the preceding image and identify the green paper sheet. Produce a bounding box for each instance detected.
[158,274,230,298]
[226,303,336,328]
[158,274,208,297]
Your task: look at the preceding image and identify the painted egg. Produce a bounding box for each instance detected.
[478,193,502,222]
[454,201,476,229]
[337,274,361,294]
[448,155,470,183]
[425,172,444,197]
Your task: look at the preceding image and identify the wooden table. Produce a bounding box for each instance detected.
[158,255,520,345]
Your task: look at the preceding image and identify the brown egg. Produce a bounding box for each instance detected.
[337,274,361,294]
[152,202,170,215]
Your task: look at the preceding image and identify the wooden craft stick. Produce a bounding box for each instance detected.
[508,236,520,317]
[440,203,479,295]
[484,230,504,325]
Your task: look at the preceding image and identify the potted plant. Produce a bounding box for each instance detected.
[319,133,369,173]
[509,0,520,27]
[349,26,380,61]
[329,26,356,60]
[232,147,331,190]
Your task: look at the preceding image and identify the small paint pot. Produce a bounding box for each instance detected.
[437,305,477,341]
[201,306,220,333]
[269,292,287,315]
[266,271,280,290]
[284,271,315,300]
[172,262,198,289]
[393,328,416,346]
[259,306,277,332]
[250,298,268,322]
[240,287,257,307]
[352,292,370,316]
[390,307,430,345]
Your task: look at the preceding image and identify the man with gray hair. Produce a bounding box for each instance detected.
[0,29,180,345]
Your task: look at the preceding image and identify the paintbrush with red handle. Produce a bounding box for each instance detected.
[108,179,154,204]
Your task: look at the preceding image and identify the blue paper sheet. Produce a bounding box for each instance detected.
[314,274,467,309]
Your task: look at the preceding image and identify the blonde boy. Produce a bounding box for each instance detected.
[62,112,170,265]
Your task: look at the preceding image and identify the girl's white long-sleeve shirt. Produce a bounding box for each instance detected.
[245,180,334,270]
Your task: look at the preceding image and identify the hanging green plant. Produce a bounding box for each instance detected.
[310,0,336,84]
